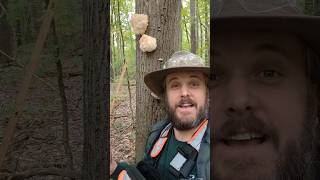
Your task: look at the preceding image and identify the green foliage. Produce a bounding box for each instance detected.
[111,0,136,82]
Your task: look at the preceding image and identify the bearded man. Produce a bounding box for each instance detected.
[211,0,320,180]
[112,51,210,180]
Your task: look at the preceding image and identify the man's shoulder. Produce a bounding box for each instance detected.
[150,119,170,133]
[144,119,170,157]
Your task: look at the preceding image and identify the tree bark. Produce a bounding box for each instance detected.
[51,16,74,180]
[0,0,14,64]
[182,15,190,45]
[204,0,209,63]
[190,0,197,54]
[81,0,109,179]
[314,0,320,15]
[135,0,181,162]
[305,0,314,14]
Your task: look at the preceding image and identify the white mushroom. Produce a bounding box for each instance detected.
[139,34,157,52]
[130,14,149,35]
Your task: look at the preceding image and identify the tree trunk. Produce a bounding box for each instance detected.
[182,15,190,45]
[82,0,109,179]
[0,0,14,64]
[314,0,320,15]
[204,0,209,63]
[135,0,181,162]
[30,0,45,37]
[305,0,314,14]
[198,2,203,58]
[190,0,197,54]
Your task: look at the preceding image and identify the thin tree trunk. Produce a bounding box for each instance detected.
[305,0,314,14]
[315,0,320,15]
[182,15,190,45]
[198,2,203,58]
[204,0,209,63]
[51,16,74,179]
[0,0,14,64]
[190,0,197,54]
[116,0,134,122]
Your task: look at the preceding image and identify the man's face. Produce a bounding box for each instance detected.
[211,32,313,180]
[165,71,208,130]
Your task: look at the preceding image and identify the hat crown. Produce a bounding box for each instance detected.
[214,0,304,16]
[163,51,206,69]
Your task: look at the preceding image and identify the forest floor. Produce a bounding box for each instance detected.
[0,58,136,179]
[110,82,136,164]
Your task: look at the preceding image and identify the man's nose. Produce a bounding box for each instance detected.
[225,78,256,115]
[180,85,190,97]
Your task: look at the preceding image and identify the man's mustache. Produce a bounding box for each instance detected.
[214,114,279,149]
[175,97,197,108]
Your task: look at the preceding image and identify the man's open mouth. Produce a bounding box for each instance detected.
[178,103,195,108]
[221,132,268,146]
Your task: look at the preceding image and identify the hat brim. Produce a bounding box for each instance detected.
[144,66,210,97]
[212,15,320,53]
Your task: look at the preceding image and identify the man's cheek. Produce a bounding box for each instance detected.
[268,109,303,149]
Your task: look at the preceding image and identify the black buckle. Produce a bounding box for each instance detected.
[178,144,198,160]
[169,144,198,178]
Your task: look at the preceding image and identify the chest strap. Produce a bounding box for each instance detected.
[150,119,208,158]
[118,170,131,180]
[150,122,172,158]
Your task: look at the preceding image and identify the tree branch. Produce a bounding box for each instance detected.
[0,1,8,17]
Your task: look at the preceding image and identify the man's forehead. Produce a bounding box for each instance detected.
[214,31,303,51]
[166,71,205,82]
[213,31,305,65]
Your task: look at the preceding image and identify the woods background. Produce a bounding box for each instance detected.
[0,0,319,179]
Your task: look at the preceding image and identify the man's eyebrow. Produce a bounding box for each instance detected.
[167,77,178,83]
[189,75,202,80]
[253,43,288,57]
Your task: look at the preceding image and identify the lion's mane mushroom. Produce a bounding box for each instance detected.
[130,14,149,35]
[139,34,157,52]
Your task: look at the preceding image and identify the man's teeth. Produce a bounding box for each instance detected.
[229,133,263,141]
[180,103,193,107]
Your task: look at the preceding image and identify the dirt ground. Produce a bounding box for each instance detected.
[0,60,83,180]
[110,83,136,165]
[0,57,136,179]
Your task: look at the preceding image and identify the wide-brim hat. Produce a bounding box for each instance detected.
[144,51,209,97]
[212,0,320,53]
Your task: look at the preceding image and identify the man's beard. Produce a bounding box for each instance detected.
[276,114,319,180]
[166,97,208,130]
[276,102,319,180]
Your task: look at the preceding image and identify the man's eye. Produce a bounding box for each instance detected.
[209,73,223,88]
[211,73,223,82]
[190,81,200,88]
[257,70,282,82]
[170,83,180,89]
[212,73,218,81]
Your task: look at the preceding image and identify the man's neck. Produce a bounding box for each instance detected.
[173,125,200,142]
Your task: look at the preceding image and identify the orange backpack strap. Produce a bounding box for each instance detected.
[150,123,172,158]
[117,170,131,180]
